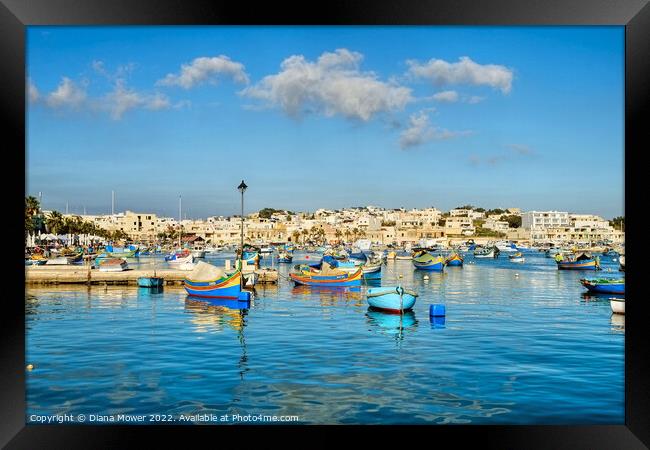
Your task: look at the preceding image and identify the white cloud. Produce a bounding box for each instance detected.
[157,55,249,89]
[431,90,458,102]
[465,95,485,104]
[45,77,87,109]
[27,79,39,103]
[242,48,413,121]
[407,56,514,94]
[399,111,472,149]
[103,80,170,120]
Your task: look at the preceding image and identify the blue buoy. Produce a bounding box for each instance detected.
[238,291,251,301]
[430,304,446,317]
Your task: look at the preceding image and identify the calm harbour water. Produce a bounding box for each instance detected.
[26,250,624,424]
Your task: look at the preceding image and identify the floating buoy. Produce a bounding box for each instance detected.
[423,275,430,280]
[398,274,403,279]
[26,364,34,371]
[430,304,446,317]
[515,273,519,277]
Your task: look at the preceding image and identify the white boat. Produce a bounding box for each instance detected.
[167,254,194,266]
[260,246,274,254]
[509,252,525,263]
[190,248,206,258]
[495,241,518,252]
[610,298,625,314]
[98,258,129,272]
[619,255,625,271]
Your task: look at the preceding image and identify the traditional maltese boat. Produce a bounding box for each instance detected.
[366,286,418,313]
[289,265,362,287]
[278,251,293,263]
[474,246,499,258]
[556,252,598,270]
[445,252,464,266]
[412,251,444,271]
[580,277,624,294]
[183,261,243,299]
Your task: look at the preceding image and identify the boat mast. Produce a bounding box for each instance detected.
[178,195,182,249]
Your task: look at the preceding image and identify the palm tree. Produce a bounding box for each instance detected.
[25,196,40,216]
[335,229,343,244]
[291,231,300,244]
[46,211,64,234]
[301,229,309,244]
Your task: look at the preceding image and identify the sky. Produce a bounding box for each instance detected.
[26,26,624,219]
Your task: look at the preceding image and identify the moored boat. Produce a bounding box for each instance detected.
[580,277,624,294]
[366,286,418,313]
[289,265,362,287]
[474,246,499,259]
[556,252,599,270]
[610,298,625,314]
[412,251,444,271]
[98,258,129,272]
[394,251,412,260]
[278,251,293,263]
[184,261,243,299]
[509,252,525,263]
[445,252,464,266]
[361,260,382,279]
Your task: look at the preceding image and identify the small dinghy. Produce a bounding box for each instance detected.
[509,252,525,263]
[366,286,418,313]
[138,276,164,288]
[610,298,625,314]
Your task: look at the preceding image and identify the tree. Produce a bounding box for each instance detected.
[335,229,343,243]
[609,216,624,231]
[45,211,64,234]
[502,215,522,228]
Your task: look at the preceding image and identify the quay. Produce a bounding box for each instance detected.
[25,265,279,286]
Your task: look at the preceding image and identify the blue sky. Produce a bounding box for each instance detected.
[26,26,624,219]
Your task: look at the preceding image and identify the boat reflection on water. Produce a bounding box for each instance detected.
[580,292,613,302]
[610,312,625,332]
[430,315,446,329]
[291,285,364,307]
[184,296,250,333]
[366,309,418,343]
[137,286,164,297]
[184,295,251,379]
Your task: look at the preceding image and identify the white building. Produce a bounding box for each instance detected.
[521,211,570,230]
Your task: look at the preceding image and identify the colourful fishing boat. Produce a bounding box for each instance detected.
[509,252,525,262]
[366,286,418,313]
[580,277,624,294]
[556,252,598,270]
[412,251,445,271]
[395,251,412,260]
[289,266,362,287]
[183,261,243,299]
[278,251,293,263]
[445,252,464,266]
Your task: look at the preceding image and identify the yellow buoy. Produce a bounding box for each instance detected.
[26,364,34,371]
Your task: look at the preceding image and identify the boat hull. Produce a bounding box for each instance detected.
[610,298,625,314]
[581,280,625,294]
[289,269,362,287]
[557,260,596,270]
[184,271,242,299]
[366,287,417,313]
[445,256,463,266]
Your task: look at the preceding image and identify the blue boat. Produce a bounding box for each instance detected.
[137,277,164,288]
[580,277,624,294]
[556,252,599,270]
[412,251,445,271]
[277,251,293,263]
[242,251,259,264]
[445,252,464,266]
[366,286,418,313]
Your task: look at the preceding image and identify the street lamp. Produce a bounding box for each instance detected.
[238,180,248,258]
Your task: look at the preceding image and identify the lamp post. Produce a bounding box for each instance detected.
[238,180,248,260]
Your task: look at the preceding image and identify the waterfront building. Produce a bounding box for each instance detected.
[521,211,570,230]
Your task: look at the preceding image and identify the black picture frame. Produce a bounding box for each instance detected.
[3,0,647,447]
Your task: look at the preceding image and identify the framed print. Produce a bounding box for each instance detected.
[2,0,648,447]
